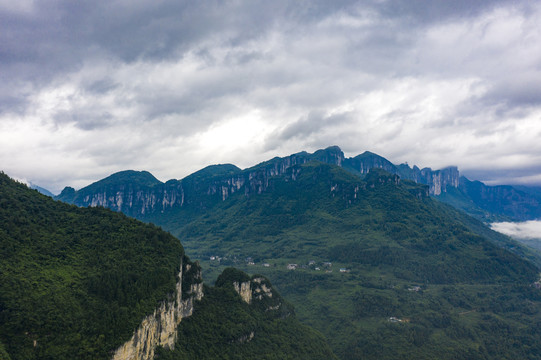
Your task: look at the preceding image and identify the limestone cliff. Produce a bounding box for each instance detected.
[112,260,203,360]
[344,151,396,175]
[56,146,455,219]
[232,276,284,312]
[216,268,288,316]
[56,147,347,217]
[233,281,252,304]
[416,166,459,196]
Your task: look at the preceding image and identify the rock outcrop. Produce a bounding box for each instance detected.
[232,276,284,312]
[112,260,203,360]
[233,281,253,304]
[217,268,287,315]
[397,165,459,196]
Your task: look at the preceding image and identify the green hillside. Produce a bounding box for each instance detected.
[0,172,336,359]
[0,172,186,359]
[164,162,541,359]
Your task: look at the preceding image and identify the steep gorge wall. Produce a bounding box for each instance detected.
[112,261,203,360]
[419,167,460,196]
[63,152,318,217]
[58,146,446,218]
[396,165,459,196]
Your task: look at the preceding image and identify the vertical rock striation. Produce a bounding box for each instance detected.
[56,146,458,219]
[112,260,203,360]
[232,276,283,312]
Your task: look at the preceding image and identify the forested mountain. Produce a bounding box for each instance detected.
[0,172,335,360]
[0,172,188,359]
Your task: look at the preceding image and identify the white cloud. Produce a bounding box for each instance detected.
[491,221,541,240]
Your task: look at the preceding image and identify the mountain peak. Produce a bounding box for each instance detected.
[311,145,345,166]
[95,170,161,187]
[183,164,241,182]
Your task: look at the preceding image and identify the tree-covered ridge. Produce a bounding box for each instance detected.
[156,268,337,360]
[0,173,185,359]
[56,170,162,204]
[166,162,541,359]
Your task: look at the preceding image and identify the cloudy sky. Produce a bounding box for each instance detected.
[2,0,541,193]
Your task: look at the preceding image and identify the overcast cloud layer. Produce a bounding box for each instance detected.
[2,0,541,193]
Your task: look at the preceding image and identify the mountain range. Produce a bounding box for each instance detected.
[43,147,541,359]
[54,146,541,223]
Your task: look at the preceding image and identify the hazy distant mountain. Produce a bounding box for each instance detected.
[438,177,541,221]
[29,183,55,197]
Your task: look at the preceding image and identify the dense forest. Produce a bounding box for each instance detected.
[0,172,186,359]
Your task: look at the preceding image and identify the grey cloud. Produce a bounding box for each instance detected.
[482,76,541,110]
[1,0,281,94]
[264,111,355,151]
[463,165,541,184]
[4,0,496,91]
[377,0,512,23]
[3,0,541,191]
[53,110,114,131]
[0,92,28,114]
[85,78,119,95]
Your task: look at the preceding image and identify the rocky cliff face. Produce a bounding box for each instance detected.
[56,147,346,218]
[344,151,396,175]
[56,146,454,219]
[233,281,253,304]
[233,277,274,305]
[112,260,203,360]
[418,166,459,196]
[231,275,286,314]
[343,152,459,195]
